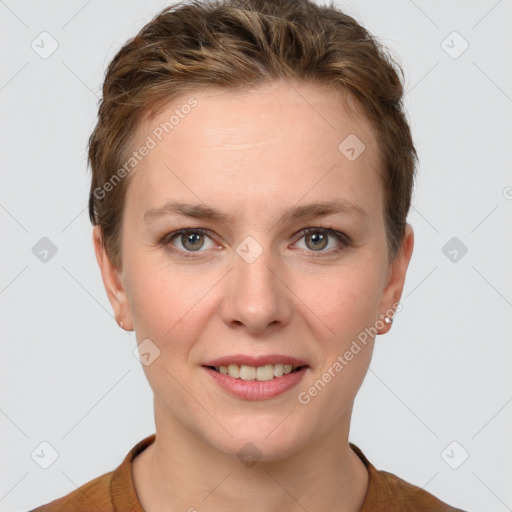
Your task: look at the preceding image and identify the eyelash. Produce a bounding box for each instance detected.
[159,227,352,259]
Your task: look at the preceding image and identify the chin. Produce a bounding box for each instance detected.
[205,419,312,463]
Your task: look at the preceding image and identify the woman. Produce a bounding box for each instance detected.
[31,0,467,510]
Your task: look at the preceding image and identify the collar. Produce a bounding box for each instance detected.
[110,435,379,511]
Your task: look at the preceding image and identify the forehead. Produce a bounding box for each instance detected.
[124,80,382,223]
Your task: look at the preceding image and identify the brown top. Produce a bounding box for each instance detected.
[29,434,467,512]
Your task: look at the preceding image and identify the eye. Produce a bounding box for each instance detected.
[295,228,351,255]
[161,228,217,256]
[160,227,351,258]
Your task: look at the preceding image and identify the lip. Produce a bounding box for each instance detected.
[203,365,308,400]
[202,354,309,367]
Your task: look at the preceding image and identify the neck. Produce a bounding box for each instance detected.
[132,398,369,512]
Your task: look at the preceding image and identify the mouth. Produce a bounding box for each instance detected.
[204,363,308,382]
[201,355,310,399]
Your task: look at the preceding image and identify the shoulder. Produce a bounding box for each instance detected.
[349,443,468,512]
[27,434,156,512]
[375,469,467,511]
[28,471,115,511]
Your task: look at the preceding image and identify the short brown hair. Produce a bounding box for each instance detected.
[88,0,417,269]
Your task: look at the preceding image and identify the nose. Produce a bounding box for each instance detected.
[220,239,293,335]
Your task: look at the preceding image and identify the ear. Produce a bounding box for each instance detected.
[92,226,134,331]
[377,223,414,334]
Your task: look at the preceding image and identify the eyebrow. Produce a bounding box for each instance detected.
[143,199,367,224]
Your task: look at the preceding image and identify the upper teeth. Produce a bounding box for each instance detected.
[216,363,298,381]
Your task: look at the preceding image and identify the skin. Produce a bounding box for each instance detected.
[93,79,414,512]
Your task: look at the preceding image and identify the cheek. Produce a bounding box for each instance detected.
[293,264,380,420]
[127,268,208,395]
[295,259,385,342]
[127,249,385,344]
[126,259,219,347]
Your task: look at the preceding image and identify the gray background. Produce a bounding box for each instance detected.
[1,1,511,511]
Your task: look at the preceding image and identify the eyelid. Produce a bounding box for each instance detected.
[159,228,217,248]
[294,227,352,254]
[296,227,350,243]
[160,226,351,256]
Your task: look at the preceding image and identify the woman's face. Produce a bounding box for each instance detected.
[94,80,413,460]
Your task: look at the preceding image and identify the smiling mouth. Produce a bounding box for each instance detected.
[205,363,307,381]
